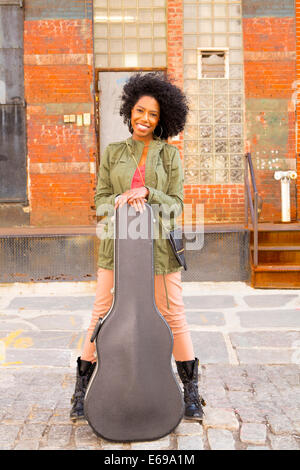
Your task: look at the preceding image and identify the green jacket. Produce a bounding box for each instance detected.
[95,136,184,275]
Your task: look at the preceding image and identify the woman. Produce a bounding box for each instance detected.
[70,73,205,423]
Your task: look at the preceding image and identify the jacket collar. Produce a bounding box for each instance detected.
[125,136,166,188]
[126,135,166,153]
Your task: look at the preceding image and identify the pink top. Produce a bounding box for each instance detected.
[131,164,146,189]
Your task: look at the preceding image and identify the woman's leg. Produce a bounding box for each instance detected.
[81,268,114,363]
[70,268,114,420]
[154,271,195,361]
[154,271,205,420]
[74,267,203,421]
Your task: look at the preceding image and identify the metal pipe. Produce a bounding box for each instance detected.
[274,171,297,223]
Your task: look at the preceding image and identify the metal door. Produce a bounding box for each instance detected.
[98,70,165,155]
[0,1,27,202]
[98,71,133,155]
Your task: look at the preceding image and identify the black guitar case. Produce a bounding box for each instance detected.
[84,203,184,442]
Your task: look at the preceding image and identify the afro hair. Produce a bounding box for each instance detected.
[119,72,189,140]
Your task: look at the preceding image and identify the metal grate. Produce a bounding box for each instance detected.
[0,235,99,282]
[182,230,250,282]
[0,230,250,283]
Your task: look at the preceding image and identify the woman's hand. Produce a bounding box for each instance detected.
[115,187,149,213]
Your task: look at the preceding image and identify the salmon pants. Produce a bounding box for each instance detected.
[81,268,195,363]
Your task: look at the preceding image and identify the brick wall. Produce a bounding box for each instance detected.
[167,0,184,159]
[243,0,297,222]
[184,185,245,224]
[296,0,300,220]
[167,0,245,224]
[24,0,97,226]
[23,0,298,227]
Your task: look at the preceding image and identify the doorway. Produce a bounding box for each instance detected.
[0,3,27,202]
[97,70,165,156]
[98,71,133,155]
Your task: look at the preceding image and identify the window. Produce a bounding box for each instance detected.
[93,0,167,68]
[183,0,244,185]
[198,48,229,79]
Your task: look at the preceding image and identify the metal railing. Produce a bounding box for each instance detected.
[244,152,259,266]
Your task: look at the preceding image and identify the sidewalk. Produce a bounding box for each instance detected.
[0,280,300,450]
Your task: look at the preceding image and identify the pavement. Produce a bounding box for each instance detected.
[0,280,300,450]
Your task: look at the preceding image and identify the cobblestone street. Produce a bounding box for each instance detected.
[1,281,300,450]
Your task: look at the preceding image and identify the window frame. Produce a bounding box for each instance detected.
[197,47,229,80]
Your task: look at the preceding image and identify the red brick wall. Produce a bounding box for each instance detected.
[24,1,298,227]
[167,0,184,160]
[167,0,244,225]
[184,185,245,224]
[24,17,97,226]
[243,15,297,222]
[296,0,300,220]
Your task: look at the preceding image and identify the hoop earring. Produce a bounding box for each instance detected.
[128,120,134,134]
[154,124,163,139]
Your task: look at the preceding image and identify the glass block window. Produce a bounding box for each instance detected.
[94,0,167,68]
[183,0,244,185]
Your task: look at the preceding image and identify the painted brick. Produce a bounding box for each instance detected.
[245,99,292,156]
[183,185,245,224]
[243,11,297,221]
[24,6,96,226]
[244,60,296,100]
[24,64,93,103]
[243,17,296,52]
[24,19,93,55]
[21,0,299,226]
[26,104,97,224]
[30,173,95,225]
[295,0,300,218]
[243,38,296,98]
[25,0,93,20]
[242,0,295,18]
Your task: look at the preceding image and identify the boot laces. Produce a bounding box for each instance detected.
[184,381,201,407]
[73,376,88,405]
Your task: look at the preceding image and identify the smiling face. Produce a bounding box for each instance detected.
[130,95,160,143]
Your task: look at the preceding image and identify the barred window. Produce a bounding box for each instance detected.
[198,49,229,79]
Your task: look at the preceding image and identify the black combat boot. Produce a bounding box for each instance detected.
[70,357,96,421]
[176,357,206,421]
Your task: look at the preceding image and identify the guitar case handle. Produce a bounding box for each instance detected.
[90,318,103,343]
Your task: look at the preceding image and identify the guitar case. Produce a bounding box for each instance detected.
[84,203,184,442]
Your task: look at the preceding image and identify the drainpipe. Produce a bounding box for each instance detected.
[274,171,297,222]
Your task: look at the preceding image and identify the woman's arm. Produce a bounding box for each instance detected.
[95,145,148,215]
[94,146,120,212]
